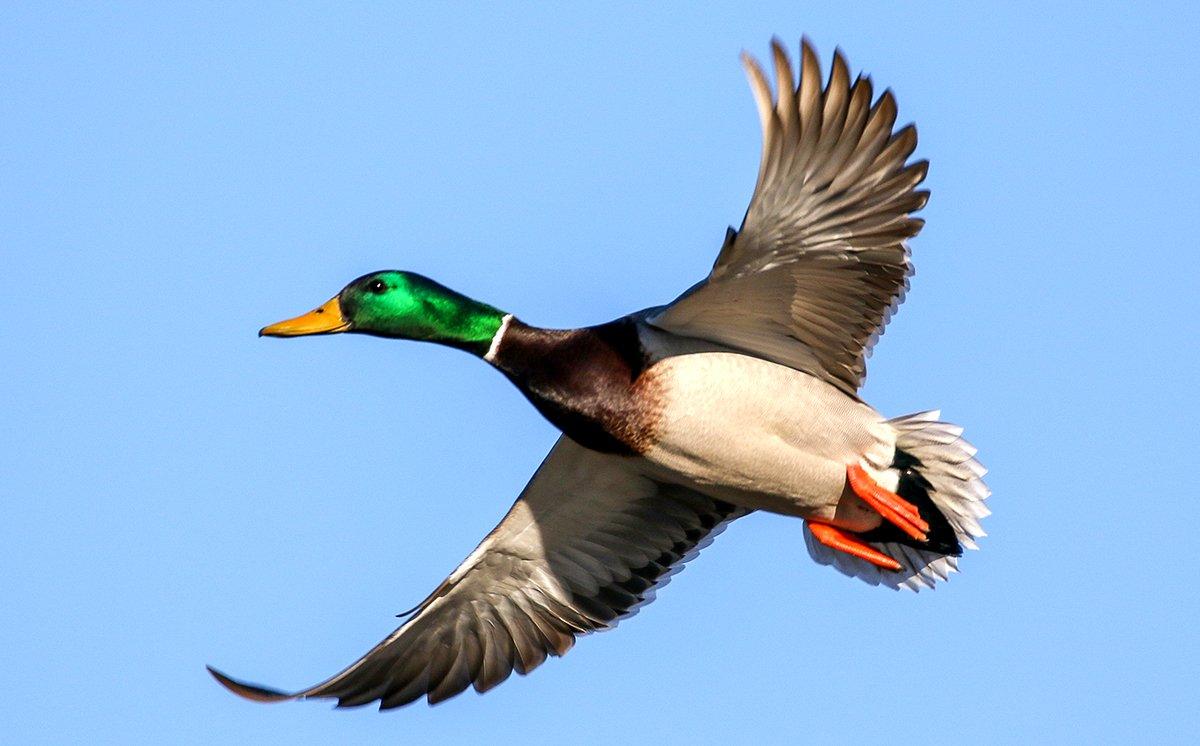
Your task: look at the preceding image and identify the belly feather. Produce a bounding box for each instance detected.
[641,352,895,519]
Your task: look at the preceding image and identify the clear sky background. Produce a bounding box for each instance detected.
[4,3,1198,744]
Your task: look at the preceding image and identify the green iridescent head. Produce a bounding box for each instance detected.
[260,270,506,355]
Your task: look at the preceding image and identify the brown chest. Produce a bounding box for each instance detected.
[491,318,666,455]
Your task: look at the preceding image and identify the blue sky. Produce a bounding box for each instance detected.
[4,2,1198,743]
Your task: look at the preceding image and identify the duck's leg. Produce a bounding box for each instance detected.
[806,522,901,571]
[846,463,929,542]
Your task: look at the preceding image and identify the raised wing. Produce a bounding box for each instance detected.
[649,39,928,395]
[208,436,743,709]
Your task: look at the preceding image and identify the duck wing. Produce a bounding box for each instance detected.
[208,436,744,709]
[648,39,928,395]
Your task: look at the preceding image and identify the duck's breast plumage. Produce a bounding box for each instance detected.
[490,317,668,455]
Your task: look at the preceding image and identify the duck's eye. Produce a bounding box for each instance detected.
[367,279,388,295]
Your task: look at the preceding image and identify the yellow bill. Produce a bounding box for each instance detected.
[259,297,351,337]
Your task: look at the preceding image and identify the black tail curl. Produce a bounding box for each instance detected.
[856,448,962,556]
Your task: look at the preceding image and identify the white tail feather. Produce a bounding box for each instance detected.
[805,410,990,591]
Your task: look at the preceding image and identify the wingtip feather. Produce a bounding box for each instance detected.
[207,665,296,703]
[740,51,774,121]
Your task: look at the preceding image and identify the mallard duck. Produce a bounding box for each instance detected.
[210,39,989,710]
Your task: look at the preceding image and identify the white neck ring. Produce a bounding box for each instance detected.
[484,314,513,362]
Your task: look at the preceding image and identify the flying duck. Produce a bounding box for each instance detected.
[210,38,989,710]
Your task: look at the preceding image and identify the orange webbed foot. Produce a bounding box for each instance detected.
[807,522,902,572]
[846,463,929,542]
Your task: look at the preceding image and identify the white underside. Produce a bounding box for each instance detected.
[636,326,897,531]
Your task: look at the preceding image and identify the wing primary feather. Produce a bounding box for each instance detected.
[794,39,823,177]
[770,38,797,141]
[206,666,294,703]
[740,51,778,191]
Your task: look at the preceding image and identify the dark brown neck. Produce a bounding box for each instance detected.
[489,318,660,455]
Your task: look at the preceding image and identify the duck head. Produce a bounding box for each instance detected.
[260,270,506,355]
